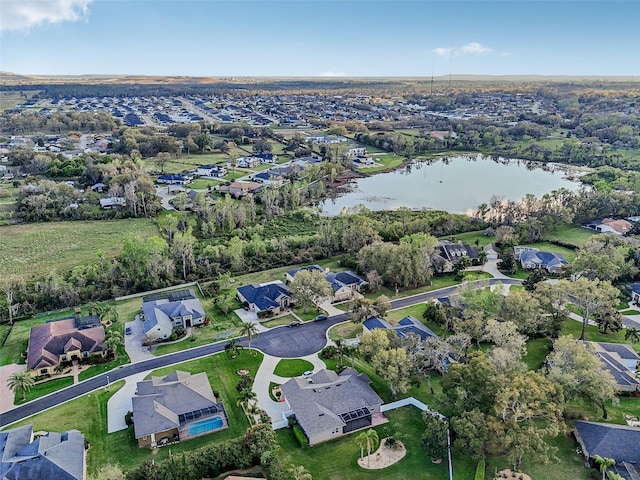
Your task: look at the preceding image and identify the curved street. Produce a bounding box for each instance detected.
[0,277,520,428]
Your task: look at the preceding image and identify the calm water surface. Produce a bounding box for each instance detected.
[321,155,581,215]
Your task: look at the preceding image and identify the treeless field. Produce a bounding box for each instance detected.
[0,218,160,284]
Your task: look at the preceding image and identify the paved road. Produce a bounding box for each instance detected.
[0,277,521,428]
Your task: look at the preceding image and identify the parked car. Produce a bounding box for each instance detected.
[287,320,301,327]
[125,326,132,335]
[313,314,328,322]
[301,370,315,378]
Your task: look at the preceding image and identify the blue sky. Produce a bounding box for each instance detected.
[1,0,638,76]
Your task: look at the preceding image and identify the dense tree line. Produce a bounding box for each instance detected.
[0,111,118,135]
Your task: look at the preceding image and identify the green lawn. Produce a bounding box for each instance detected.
[0,219,160,285]
[439,230,493,248]
[273,358,314,377]
[189,178,223,189]
[328,322,362,341]
[619,309,639,316]
[546,224,596,248]
[261,314,297,328]
[357,154,406,173]
[522,338,553,370]
[364,273,472,301]
[276,406,476,480]
[561,319,640,353]
[15,376,75,404]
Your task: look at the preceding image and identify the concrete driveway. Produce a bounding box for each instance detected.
[0,364,26,414]
[124,315,154,363]
[234,308,268,332]
[107,371,151,433]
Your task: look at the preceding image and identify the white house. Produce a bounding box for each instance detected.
[196,164,227,178]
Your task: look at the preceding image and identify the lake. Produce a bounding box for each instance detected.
[320,155,582,216]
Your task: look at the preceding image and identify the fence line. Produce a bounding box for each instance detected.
[115,281,203,301]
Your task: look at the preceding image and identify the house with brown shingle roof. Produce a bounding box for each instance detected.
[27,317,105,375]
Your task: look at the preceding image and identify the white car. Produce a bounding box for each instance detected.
[301,370,315,379]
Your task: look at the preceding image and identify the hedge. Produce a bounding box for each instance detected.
[474,459,485,480]
[292,424,308,447]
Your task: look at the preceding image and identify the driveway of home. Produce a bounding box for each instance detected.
[318,299,345,317]
[107,371,151,433]
[124,315,155,363]
[0,364,26,414]
[482,258,511,279]
[234,308,268,332]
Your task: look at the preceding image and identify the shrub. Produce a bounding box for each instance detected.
[125,411,134,426]
[474,460,485,480]
[320,345,337,359]
[292,424,308,447]
[235,375,254,392]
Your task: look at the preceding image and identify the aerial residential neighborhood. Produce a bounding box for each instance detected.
[2,2,640,479]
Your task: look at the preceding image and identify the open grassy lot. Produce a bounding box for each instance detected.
[273,358,314,377]
[276,406,476,480]
[231,257,346,288]
[0,218,160,285]
[328,322,362,341]
[364,272,491,301]
[7,352,264,474]
[357,153,406,173]
[546,224,595,248]
[439,229,493,248]
[189,178,224,189]
[261,314,297,328]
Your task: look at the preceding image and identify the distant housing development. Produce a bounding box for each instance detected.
[132,371,228,448]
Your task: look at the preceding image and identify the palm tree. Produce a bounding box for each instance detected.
[239,321,259,354]
[224,338,243,358]
[625,327,640,344]
[607,472,625,480]
[103,330,124,360]
[288,465,312,480]
[355,428,379,467]
[7,371,35,401]
[236,388,257,411]
[593,455,616,480]
[99,303,119,324]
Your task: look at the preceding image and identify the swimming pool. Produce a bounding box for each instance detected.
[188,416,224,436]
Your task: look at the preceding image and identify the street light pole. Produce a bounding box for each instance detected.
[106,375,110,391]
[447,425,453,480]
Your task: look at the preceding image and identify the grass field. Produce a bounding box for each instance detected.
[546,224,595,248]
[328,322,362,341]
[357,153,406,173]
[0,219,160,284]
[273,358,314,377]
[519,241,578,262]
[15,376,75,404]
[364,272,491,301]
[261,314,297,328]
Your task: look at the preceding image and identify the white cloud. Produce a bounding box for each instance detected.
[320,71,346,77]
[1,0,92,32]
[433,42,494,57]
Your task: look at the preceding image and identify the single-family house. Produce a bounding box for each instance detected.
[99,197,126,209]
[236,157,261,168]
[196,164,227,178]
[157,173,191,185]
[281,368,384,446]
[574,421,640,479]
[630,282,640,304]
[254,152,277,163]
[219,181,262,198]
[27,316,105,375]
[484,243,499,260]
[587,341,640,392]
[345,147,367,158]
[236,281,292,315]
[285,265,325,284]
[438,241,480,271]
[141,289,205,342]
[132,371,228,448]
[325,271,368,302]
[90,182,106,193]
[0,424,86,480]
[252,171,285,187]
[584,218,633,236]
[363,315,438,343]
[515,247,568,274]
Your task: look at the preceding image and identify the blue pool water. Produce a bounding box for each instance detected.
[188,416,224,436]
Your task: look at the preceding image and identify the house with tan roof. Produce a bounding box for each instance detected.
[27,316,105,375]
[132,371,228,448]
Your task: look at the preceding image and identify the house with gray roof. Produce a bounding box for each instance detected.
[363,315,438,343]
[141,289,205,342]
[281,368,383,446]
[0,424,86,480]
[438,240,480,272]
[286,266,367,302]
[27,317,105,375]
[631,282,640,304]
[588,342,640,392]
[515,246,568,274]
[574,421,640,479]
[236,281,292,315]
[132,371,227,448]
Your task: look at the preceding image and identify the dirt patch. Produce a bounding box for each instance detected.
[495,469,532,480]
[237,369,250,376]
[358,437,406,470]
